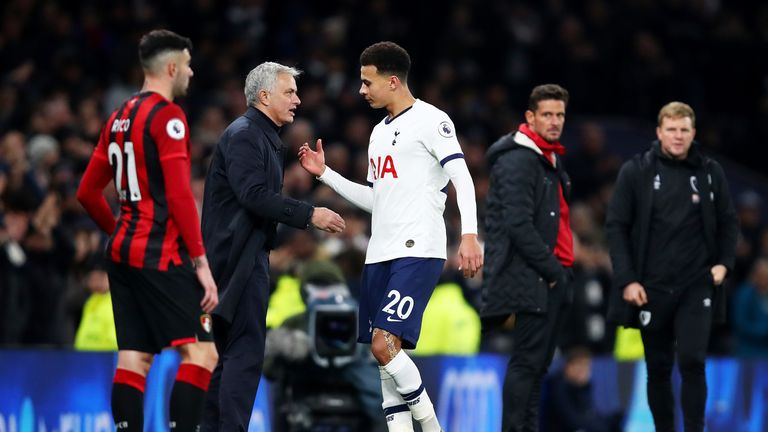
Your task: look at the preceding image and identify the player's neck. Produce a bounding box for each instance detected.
[387,92,416,120]
[141,78,174,102]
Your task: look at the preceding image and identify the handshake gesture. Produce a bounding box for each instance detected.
[311,207,345,233]
[299,138,345,234]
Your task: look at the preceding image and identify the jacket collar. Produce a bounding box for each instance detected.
[513,131,542,155]
[514,131,557,167]
[244,106,283,150]
[650,140,704,167]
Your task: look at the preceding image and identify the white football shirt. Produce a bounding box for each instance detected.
[362,99,465,263]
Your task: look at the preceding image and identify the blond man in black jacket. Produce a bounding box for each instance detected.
[605,102,738,432]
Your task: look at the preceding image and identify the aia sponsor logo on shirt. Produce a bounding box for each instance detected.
[370,155,398,179]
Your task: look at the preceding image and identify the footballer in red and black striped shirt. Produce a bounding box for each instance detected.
[76,29,217,432]
[83,91,201,270]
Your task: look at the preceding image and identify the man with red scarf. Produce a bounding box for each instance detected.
[481,84,574,432]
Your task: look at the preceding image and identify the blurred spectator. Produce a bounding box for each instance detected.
[565,122,620,203]
[560,235,615,355]
[612,327,645,362]
[266,228,324,329]
[27,133,59,190]
[283,118,316,159]
[61,217,107,342]
[192,105,228,150]
[0,195,33,344]
[732,258,768,357]
[712,190,765,354]
[1,131,44,204]
[73,258,117,351]
[24,192,74,344]
[413,258,481,356]
[542,346,624,432]
[732,190,764,284]
[283,161,315,201]
[0,190,73,346]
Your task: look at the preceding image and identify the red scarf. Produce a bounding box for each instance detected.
[518,123,566,156]
[518,123,574,267]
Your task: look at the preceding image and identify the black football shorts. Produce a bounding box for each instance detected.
[106,260,214,353]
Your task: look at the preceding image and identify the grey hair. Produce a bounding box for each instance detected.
[244,62,302,106]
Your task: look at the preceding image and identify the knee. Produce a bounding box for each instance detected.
[644,355,673,379]
[179,342,219,371]
[201,344,219,371]
[644,350,674,378]
[508,350,545,374]
[677,353,705,376]
[370,337,393,365]
[117,351,154,376]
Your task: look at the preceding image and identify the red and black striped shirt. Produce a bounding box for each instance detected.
[77,91,205,270]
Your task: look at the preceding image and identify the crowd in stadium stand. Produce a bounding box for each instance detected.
[1,0,767,357]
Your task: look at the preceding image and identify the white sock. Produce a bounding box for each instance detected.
[382,350,441,432]
[380,366,414,431]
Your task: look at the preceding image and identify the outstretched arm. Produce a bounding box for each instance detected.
[299,139,374,212]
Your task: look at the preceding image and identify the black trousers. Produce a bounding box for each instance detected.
[501,282,569,432]
[201,252,270,432]
[640,282,714,432]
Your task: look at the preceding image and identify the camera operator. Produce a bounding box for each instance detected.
[264,259,386,432]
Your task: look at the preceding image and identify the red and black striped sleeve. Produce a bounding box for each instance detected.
[77,118,117,234]
[151,104,205,258]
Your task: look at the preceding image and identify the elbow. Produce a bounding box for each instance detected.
[75,186,86,204]
[236,187,268,211]
[76,188,91,208]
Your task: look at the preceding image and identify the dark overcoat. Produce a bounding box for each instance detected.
[481,132,571,322]
[202,107,313,323]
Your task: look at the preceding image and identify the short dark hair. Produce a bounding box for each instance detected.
[138,29,192,70]
[528,84,569,112]
[360,41,411,82]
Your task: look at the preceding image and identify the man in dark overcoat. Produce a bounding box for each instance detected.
[200,61,345,431]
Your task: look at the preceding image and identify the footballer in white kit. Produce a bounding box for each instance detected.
[299,41,482,432]
[317,98,478,348]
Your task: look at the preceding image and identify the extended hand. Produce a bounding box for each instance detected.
[311,207,345,233]
[623,281,647,306]
[298,139,327,177]
[193,255,219,313]
[711,264,727,286]
[458,234,483,278]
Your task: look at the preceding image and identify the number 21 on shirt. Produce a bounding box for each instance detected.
[108,141,142,202]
